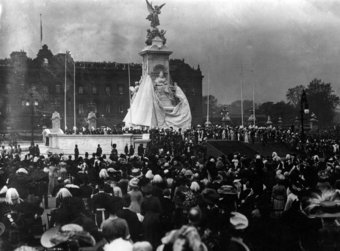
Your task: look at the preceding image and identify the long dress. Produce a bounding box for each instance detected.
[128,189,143,214]
[48,165,59,196]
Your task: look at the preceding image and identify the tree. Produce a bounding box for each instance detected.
[202,95,222,120]
[286,85,304,107]
[229,100,253,115]
[286,79,340,127]
[306,79,340,126]
[257,101,296,122]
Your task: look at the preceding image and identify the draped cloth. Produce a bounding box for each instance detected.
[123,75,191,130]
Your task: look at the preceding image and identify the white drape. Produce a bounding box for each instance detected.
[123,74,191,130]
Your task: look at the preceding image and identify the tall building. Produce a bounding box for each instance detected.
[0,45,203,133]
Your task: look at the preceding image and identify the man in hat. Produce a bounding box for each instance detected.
[138,143,144,157]
[74,144,79,161]
[96,144,103,157]
[111,144,118,161]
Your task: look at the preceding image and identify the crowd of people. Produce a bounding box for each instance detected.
[0,126,339,251]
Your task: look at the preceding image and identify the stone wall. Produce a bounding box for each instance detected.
[48,134,135,155]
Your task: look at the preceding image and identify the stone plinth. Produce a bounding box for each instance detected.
[47,134,149,155]
[139,36,172,84]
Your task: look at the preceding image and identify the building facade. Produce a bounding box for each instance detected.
[0,45,203,133]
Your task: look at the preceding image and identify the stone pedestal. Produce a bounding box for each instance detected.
[140,36,174,112]
[140,36,172,81]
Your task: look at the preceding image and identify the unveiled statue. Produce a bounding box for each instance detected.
[145,0,167,45]
[87,111,97,129]
[146,0,165,28]
[154,70,176,107]
[123,1,192,130]
[51,111,61,130]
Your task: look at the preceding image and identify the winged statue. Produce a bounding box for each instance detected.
[146,0,166,28]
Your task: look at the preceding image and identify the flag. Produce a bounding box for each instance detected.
[40,14,43,44]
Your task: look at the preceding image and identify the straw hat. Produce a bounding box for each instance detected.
[129,178,139,188]
[217,185,237,195]
[16,168,28,174]
[230,212,248,230]
[41,224,95,248]
[130,168,143,178]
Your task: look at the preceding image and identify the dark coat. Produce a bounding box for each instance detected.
[91,192,113,212]
[117,208,143,242]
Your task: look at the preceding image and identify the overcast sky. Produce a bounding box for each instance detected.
[1,0,340,104]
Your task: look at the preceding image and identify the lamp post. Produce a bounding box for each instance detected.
[300,90,309,145]
[25,93,39,145]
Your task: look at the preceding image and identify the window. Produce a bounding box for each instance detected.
[56,84,61,94]
[92,86,97,95]
[79,86,84,94]
[191,88,196,96]
[78,104,84,115]
[105,86,111,96]
[105,104,111,113]
[118,85,124,95]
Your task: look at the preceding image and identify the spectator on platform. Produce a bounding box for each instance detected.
[74,144,79,160]
[35,144,40,157]
[138,144,144,157]
[96,144,103,157]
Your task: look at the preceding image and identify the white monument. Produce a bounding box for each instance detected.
[50,111,63,134]
[123,1,192,130]
[87,111,97,129]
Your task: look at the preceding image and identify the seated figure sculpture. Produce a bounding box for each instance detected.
[154,71,176,109]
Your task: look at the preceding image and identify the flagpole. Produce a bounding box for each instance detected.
[73,60,76,131]
[253,81,256,126]
[206,73,210,124]
[40,14,43,46]
[64,51,67,131]
[240,64,244,127]
[128,63,132,127]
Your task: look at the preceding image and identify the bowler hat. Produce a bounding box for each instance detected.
[201,188,219,204]
[217,185,237,195]
[130,168,142,178]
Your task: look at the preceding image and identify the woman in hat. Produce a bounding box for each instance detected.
[128,178,143,214]
[271,174,287,218]
[156,225,208,251]
[0,188,44,244]
[141,184,163,248]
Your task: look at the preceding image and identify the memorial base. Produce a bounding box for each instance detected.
[47,134,150,156]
